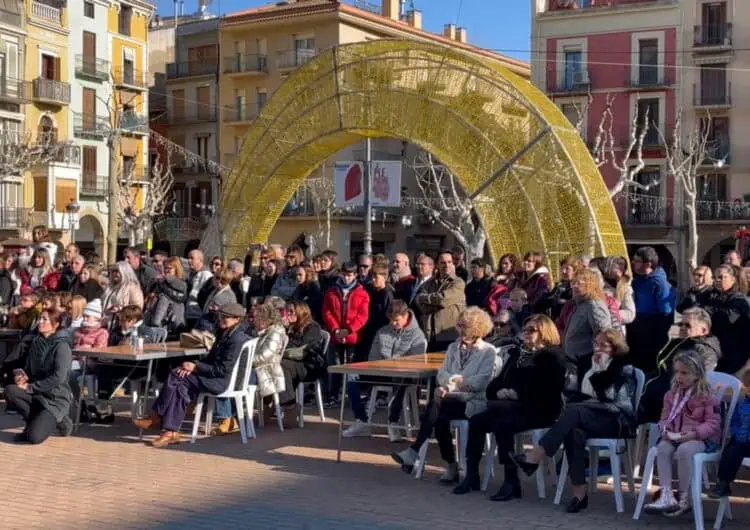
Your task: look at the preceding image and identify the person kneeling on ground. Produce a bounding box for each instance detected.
[133,303,250,447]
[5,309,74,444]
[344,299,427,441]
[392,307,495,483]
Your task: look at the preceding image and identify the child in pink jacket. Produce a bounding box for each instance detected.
[645,349,720,517]
[73,299,109,350]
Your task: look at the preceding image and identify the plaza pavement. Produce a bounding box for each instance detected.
[2,407,749,530]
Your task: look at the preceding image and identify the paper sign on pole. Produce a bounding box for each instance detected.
[334,161,402,208]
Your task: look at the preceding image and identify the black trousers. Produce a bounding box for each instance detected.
[279,358,308,405]
[410,397,466,463]
[638,373,671,424]
[4,384,59,444]
[326,345,355,401]
[539,403,622,486]
[466,401,552,481]
[718,438,750,483]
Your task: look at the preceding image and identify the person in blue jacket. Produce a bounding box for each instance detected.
[628,246,674,372]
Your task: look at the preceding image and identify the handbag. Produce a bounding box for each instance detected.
[179,329,216,350]
[284,345,307,361]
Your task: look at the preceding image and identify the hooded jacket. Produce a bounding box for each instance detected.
[73,326,110,350]
[147,276,188,331]
[102,262,144,315]
[25,328,73,422]
[368,310,427,361]
[632,266,674,315]
[19,268,60,295]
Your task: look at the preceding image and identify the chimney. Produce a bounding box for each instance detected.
[443,23,456,40]
[456,27,467,43]
[406,9,422,29]
[382,0,400,21]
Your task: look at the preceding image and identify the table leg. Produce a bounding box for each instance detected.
[74,361,87,433]
[138,359,155,440]
[336,377,347,463]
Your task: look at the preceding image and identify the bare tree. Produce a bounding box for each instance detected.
[662,110,711,271]
[306,172,337,252]
[118,152,174,247]
[0,130,68,178]
[411,151,486,261]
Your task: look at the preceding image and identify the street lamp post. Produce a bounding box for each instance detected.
[65,198,81,244]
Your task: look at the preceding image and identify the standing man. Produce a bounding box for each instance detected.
[453,247,469,282]
[629,246,675,372]
[186,250,213,325]
[416,250,466,352]
[391,253,414,300]
[124,247,158,296]
[247,249,270,306]
[725,250,743,268]
[358,254,373,286]
[57,244,80,292]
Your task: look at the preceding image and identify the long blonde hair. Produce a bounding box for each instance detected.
[671,350,712,397]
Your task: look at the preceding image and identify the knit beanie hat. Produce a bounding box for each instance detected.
[83,299,102,319]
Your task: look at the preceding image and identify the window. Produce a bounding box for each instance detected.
[638,39,658,85]
[41,53,59,80]
[119,5,132,36]
[702,117,730,161]
[636,98,660,145]
[700,65,728,105]
[563,49,583,89]
[294,37,316,66]
[701,2,728,45]
[698,174,727,202]
[257,90,267,110]
[561,103,579,126]
[196,136,208,160]
[171,89,184,121]
[82,146,97,189]
[122,156,135,178]
[235,94,246,120]
[84,1,94,18]
[123,57,135,85]
[628,168,664,225]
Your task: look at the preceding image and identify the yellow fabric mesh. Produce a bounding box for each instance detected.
[221,40,627,272]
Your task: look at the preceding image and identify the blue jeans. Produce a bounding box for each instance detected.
[347,379,405,423]
[214,398,233,419]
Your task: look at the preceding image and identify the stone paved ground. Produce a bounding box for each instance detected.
[2,407,749,530]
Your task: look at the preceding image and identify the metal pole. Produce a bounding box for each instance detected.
[363,138,372,255]
[69,212,75,244]
[107,134,119,263]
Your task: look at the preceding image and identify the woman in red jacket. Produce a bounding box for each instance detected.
[19,249,60,295]
[322,260,370,406]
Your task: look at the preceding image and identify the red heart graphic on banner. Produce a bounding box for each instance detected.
[345,164,362,201]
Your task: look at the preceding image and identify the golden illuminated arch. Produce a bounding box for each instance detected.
[221,40,626,265]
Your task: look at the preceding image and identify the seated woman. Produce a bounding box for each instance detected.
[453,314,565,499]
[253,302,288,420]
[392,307,496,483]
[19,249,60,295]
[134,303,250,447]
[4,309,74,444]
[145,257,187,337]
[514,329,637,513]
[277,301,326,412]
[101,261,144,327]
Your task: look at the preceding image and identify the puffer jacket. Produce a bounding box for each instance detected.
[73,326,109,349]
[730,396,750,444]
[659,390,720,444]
[147,276,188,332]
[322,283,370,345]
[25,328,73,422]
[254,324,287,397]
[416,275,466,344]
[369,310,427,361]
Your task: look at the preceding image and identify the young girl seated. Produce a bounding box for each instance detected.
[645,349,720,516]
[73,300,109,350]
[709,367,750,499]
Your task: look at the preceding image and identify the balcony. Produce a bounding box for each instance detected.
[621,194,668,226]
[223,54,268,75]
[277,49,316,70]
[166,61,217,80]
[113,67,146,90]
[0,78,29,104]
[120,167,147,182]
[120,111,148,135]
[693,82,731,108]
[168,107,216,125]
[32,78,70,106]
[697,200,750,222]
[75,55,109,82]
[222,104,261,123]
[51,144,80,166]
[693,23,733,51]
[30,0,62,27]
[627,72,672,89]
[0,208,31,230]
[80,175,109,198]
[0,7,22,27]
[549,70,591,95]
[73,112,109,139]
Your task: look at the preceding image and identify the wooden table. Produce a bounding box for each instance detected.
[73,342,208,435]
[328,353,445,462]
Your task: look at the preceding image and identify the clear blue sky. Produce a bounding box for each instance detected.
[154,0,531,61]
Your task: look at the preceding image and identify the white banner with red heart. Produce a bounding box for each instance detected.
[334,160,402,208]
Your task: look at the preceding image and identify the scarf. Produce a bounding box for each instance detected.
[581,353,613,399]
[336,277,357,297]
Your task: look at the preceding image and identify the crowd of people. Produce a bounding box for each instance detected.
[1,227,749,518]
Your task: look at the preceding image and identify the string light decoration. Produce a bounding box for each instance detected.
[149,129,226,177]
[221,39,628,266]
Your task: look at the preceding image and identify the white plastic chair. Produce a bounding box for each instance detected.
[190,338,259,444]
[482,428,557,498]
[714,457,750,529]
[295,330,330,428]
[633,371,740,528]
[365,385,420,436]
[413,419,468,479]
[553,367,645,513]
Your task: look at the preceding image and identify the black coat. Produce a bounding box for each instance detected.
[704,287,750,374]
[71,278,104,302]
[677,286,715,313]
[194,325,250,394]
[57,265,77,293]
[286,321,326,373]
[359,284,394,358]
[465,277,492,308]
[318,269,339,295]
[25,328,74,422]
[0,269,13,305]
[485,345,565,424]
[292,282,323,322]
[534,281,573,319]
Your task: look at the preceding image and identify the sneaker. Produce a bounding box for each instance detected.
[644,490,678,515]
[387,423,403,443]
[665,495,690,517]
[343,420,372,438]
[708,481,732,499]
[324,398,340,409]
[439,462,459,484]
[391,447,418,472]
[57,416,73,437]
